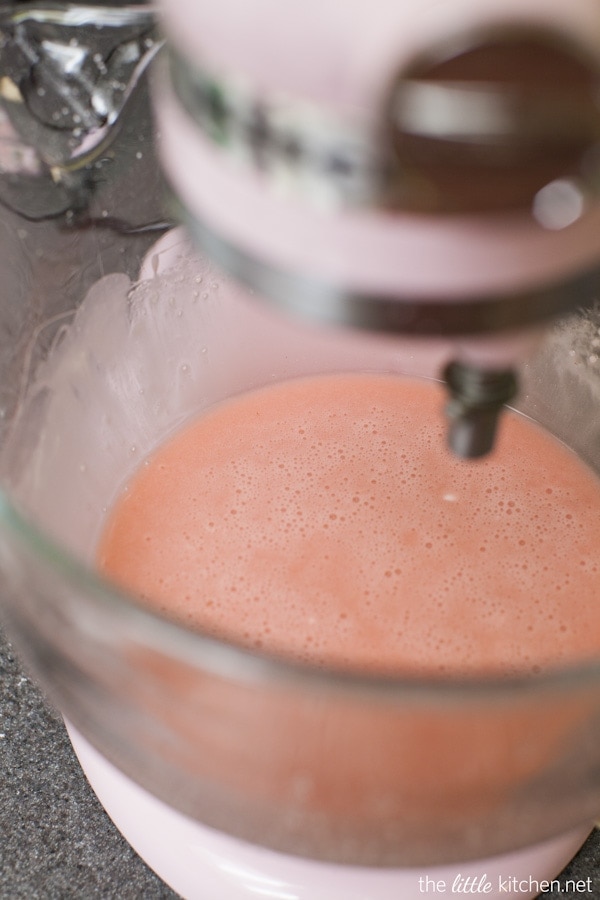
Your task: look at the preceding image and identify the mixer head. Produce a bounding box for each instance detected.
[153,1,600,458]
[4,2,600,457]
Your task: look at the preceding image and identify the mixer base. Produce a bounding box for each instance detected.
[65,722,592,900]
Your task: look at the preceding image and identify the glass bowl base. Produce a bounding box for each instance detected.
[66,722,592,900]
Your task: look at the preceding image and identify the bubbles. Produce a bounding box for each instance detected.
[98,373,600,677]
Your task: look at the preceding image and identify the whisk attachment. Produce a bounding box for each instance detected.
[444,361,518,458]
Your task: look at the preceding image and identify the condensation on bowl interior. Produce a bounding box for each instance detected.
[0,228,453,563]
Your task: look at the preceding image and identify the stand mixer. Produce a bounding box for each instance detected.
[156,0,600,458]
[1,2,600,899]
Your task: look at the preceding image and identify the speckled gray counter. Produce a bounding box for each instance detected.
[1,624,598,900]
[0,627,179,900]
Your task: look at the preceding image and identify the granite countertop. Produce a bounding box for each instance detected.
[0,627,178,900]
[1,624,599,900]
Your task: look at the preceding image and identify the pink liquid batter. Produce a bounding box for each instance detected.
[98,373,600,677]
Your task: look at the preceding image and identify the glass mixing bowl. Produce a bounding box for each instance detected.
[0,31,599,900]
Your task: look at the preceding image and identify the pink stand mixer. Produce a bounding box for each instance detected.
[156,0,600,458]
[1,2,600,898]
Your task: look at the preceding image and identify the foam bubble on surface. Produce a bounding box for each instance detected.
[98,373,600,677]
